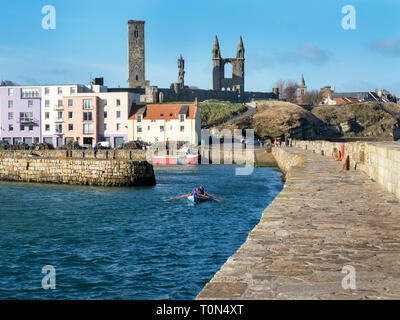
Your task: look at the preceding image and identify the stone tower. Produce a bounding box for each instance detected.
[178,55,185,88]
[298,74,307,97]
[127,20,148,88]
[212,36,245,93]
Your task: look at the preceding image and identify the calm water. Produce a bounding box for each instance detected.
[0,165,282,299]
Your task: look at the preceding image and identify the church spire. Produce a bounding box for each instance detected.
[212,36,221,59]
[300,74,305,86]
[236,36,244,58]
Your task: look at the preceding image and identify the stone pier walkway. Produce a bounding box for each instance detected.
[197,148,400,299]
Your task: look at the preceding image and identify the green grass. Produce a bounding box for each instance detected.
[200,102,246,127]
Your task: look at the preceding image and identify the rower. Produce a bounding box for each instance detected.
[199,185,205,195]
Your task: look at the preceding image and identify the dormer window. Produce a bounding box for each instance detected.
[160,113,164,117]
[137,115,142,123]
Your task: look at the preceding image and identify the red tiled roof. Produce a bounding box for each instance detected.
[129,103,196,120]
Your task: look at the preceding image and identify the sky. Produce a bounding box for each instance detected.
[0,0,400,94]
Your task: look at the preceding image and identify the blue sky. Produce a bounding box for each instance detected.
[1,0,400,94]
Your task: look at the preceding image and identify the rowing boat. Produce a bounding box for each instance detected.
[187,195,210,203]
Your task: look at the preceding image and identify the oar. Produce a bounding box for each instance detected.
[199,194,222,202]
[205,193,222,202]
[165,193,191,201]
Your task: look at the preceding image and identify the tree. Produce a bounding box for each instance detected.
[284,80,298,103]
[273,79,286,99]
[302,90,323,105]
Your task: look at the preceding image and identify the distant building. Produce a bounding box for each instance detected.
[297,74,307,97]
[0,86,41,145]
[0,81,140,148]
[128,100,201,145]
[324,91,385,105]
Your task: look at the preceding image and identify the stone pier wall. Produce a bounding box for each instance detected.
[0,157,156,187]
[292,140,400,200]
[0,149,148,161]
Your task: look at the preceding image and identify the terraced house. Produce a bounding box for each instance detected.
[0,86,42,145]
[128,100,201,145]
[62,91,140,148]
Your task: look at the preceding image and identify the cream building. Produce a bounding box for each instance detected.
[40,84,106,147]
[128,101,201,145]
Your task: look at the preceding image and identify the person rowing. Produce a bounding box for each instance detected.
[199,185,205,195]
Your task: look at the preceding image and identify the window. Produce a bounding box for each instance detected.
[68,99,73,107]
[57,87,62,95]
[58,100,63,107]
[103,99,107,106]
[116,111,121,118]
[9,124,13,131]
[45,112,49,119]
[137,126,142,133]
[116,99,120,106]
[45,88,50,95]
[68,112,73,119]
[83,123,93,134]
[180,114,185,122]
[45,124,50,131]
[20,125,25,131]
[8,88,14,96]
[160,113,164,117]
[21,88,39,98]
[8,100,13,108]
[104,111,107,119]
[68,124,73,131]
[116,123,121,131]
[83,112,92,121]
[45,100,50,108]
[24,137,33,146]
[65,137,73,144]
[180,126,185,132]
[20,112,33,123]
[29,125,33,131]
[169,113,173,117]
[160,126,164,133]
[28,100,33,108]
[55,124,63,134]
[70,87,76,94]
[147,125,150,130]
[151,120,156,123]
[83,99,93,110]
[166,119,170,123]
[134,30,138,38]
[137,115,142,122]
[56,111,63,120]
[43,137,52,144]
[8,112,13,120]
[104,123,107,131]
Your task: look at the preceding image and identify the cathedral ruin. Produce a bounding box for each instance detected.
[125,20,276,103]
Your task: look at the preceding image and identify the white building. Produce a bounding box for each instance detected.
[128,100,201,145]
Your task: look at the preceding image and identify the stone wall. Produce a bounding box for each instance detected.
[156,87,277,103]
[292,140,400,200]
[0,149,148,161]
[0,157,156,187]
[272,147,307,173]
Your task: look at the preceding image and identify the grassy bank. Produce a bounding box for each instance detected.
[200,102,246,127]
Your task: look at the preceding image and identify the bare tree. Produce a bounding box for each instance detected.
[273,79,286,99]
[302,90,323,105]
[284,80,298,103]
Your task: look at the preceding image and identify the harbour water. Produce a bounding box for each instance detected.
[0,165,283,299]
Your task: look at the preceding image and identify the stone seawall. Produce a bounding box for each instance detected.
[0,157,156,187]
[197,145,400,300]
[0,149,148,161]
[293,140,400,200]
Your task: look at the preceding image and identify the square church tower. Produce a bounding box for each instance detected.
[127,20,149,88]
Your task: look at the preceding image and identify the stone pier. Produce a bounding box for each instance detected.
[197,145,400,299]
[0,157,156,187]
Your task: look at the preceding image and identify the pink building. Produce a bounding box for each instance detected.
[62,96,100,148]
